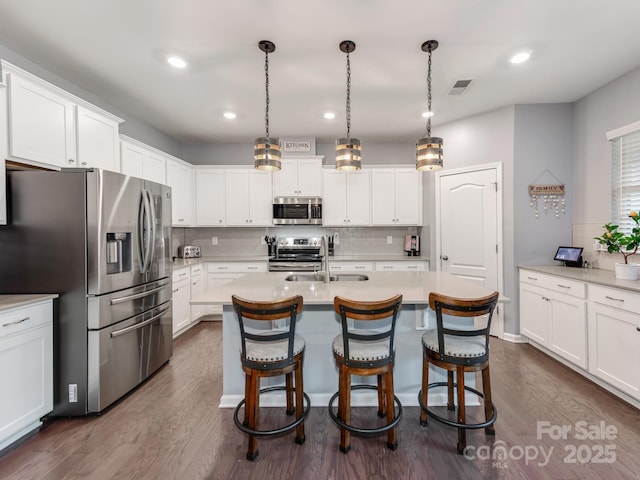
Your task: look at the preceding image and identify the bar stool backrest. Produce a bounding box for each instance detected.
[232,294,304,370]
[428,291,499,365]
[333,294,403,368]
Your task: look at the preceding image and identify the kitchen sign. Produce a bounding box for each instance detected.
[282,141,312,153]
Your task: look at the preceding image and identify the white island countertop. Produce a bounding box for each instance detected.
[519,265,640,294]
[191,271,496,306]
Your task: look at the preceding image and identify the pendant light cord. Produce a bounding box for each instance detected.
[346,47,352,140]
[426,44,432,138]
[264,48,270,139]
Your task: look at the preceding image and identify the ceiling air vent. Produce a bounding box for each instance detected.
[448,79,473,96]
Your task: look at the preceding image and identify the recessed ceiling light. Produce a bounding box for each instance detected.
[422,111,434,118]
[223,112,236,120]
[167,56,188,69]
[324,112,336,120]
[510,51,531,64]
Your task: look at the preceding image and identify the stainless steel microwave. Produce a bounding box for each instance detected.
[272,197,322,225]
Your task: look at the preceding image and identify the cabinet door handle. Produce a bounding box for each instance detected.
[557,284,571,289]
[636,327,640,332]
[527,276,538,281]
[605,295,624,302]
[542,296,550,301]
[2,316,29,327]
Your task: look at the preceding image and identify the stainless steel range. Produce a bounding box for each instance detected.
[268,236,323,272]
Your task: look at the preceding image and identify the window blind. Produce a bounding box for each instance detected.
[611,129,640,233]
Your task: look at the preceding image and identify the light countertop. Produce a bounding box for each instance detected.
[191,271,496,306]
[519,265,640,294]
[0,294,59,312]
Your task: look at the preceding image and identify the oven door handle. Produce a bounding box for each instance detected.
[110,305,171,338]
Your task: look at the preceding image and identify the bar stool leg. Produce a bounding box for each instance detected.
[285,372,294,415]
[420,356,429,426]
[246,372,260,460]
[385,368,397,450]
[456,365,466,455]
[482,366,496,435]
[339,364,351,453]
[294,360,306,444]
[377,374,386,417]
[447,370,455,411]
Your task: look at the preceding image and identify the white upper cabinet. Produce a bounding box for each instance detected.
[165,156,194,226]
[195,168,226,226]
[371,168,422,225]
[76,106,120,171]
[120,136,166,184]
[322,169,371,226]
[0,82,7,225]
[273,156,323,197]
[225,168,273,226]
[1,61,122,171]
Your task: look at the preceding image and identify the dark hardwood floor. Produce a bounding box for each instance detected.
[1,322,639,479]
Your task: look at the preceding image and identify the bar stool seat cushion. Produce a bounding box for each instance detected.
[422,329,486,358]
[243,334,306,362]
[333,329,393,361]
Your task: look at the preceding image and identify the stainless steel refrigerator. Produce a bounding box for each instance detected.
[0,168,173,416]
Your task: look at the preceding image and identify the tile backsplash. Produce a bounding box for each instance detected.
[171,226,426,259]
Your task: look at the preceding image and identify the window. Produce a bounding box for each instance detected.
[608,122,640,233]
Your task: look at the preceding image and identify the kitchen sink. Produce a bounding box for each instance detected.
[284,273,369,282]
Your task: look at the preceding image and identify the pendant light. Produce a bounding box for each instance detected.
[254,40,281,171]
[416,40,443,171]
[335,40,362,171]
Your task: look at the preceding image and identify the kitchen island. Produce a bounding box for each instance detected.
[191,271,496,408]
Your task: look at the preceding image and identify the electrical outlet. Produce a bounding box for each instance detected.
[387,236,393,244]
[211,236,218,245]
[334,232,340,244]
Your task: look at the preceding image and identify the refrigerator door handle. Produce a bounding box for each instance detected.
[109,281,170,305]
[137,190,152,274]
[146,189,157,270]
[110,304,171,338]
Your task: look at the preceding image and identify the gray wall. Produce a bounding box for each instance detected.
[573,66,640,224]
[0,43,183,158]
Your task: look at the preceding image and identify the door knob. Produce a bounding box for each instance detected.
[441,255,448,261]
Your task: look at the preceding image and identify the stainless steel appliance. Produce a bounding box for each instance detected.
[272,197,322,225]
[268,236,323,271]
[0,168,172,416]
[178,245,201,258]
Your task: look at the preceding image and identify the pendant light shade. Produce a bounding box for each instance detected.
[416,40,443,171]
[335,40,361,171]
[254,40,281,171]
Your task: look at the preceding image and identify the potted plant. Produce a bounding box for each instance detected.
[594,211,640,280]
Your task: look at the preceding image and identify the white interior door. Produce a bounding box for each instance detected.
[437,165,503,336]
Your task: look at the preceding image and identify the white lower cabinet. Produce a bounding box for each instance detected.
[190,265,205,322]
[375,261,428,272]
[206,262,267,315]
[172,268,191,337]
[519,270,587,369]
[0,298,54,451]
[588,285,640,400]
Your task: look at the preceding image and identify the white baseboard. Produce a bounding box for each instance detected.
[501,332,529,343]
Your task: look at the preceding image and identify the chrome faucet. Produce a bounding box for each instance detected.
[319,234,331,283]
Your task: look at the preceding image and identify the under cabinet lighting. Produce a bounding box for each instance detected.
[167,56,188,69]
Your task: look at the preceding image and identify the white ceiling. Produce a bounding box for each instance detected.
[1,0,640,145]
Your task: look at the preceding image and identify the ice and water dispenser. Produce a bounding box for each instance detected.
[106,232,132,274]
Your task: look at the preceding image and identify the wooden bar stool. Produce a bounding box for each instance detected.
[231,294,310,461]
[418,291,499,454]
[328,294,403,453]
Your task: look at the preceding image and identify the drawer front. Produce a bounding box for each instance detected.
[0,301,52,339]
[172,267,190,283]
[589,284,640,314]
[519,270,585,299]
[207,262,266,273]
[330,262,374,272]
[190,264,203,277]
[376,261,427,272]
